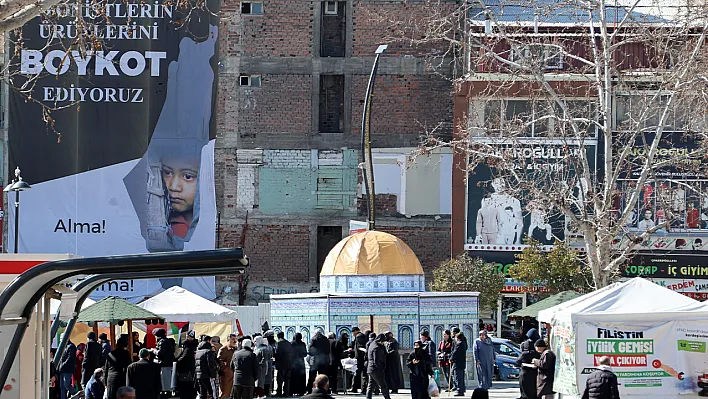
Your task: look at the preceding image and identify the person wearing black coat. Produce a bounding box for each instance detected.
[275,331,294,396]
[366,334,391,399]
[450,333,467,396]
[232,340,261,399]
[126,348,162,399]
[104,336,132,399]
[408,340,434,399]
[175,336,198,399]
[195,341,219,399]
[328,333,348,394]
[581,356,620,399]
[307,332,331,394]
[383,332,404,394]
[516,328,541,399]
[532,340,556,399]
[290,333,308,396]
[83,332,103,388]
[59,341,77,399]
[349,328,369,394]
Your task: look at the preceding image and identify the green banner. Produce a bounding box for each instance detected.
[677,340,706,353]
[587,339,654,354]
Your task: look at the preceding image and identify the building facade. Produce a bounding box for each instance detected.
[450,2,708,337]
[213,0,460,305]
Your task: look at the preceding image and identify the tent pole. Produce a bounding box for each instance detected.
[109,323,116,349]
[127,320,134,361]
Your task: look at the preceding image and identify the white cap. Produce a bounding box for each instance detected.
[242,339,253,349]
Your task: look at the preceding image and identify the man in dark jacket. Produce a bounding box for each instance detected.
[99,333,112,365]
[516,328,541,399]
[126,348,162,399]
[153,328,176,394]
[196,341,219,399]
[450,333,468,397]
[275,331,293,397]
[307,331,331,393]
[366,334,391,399]
[232,339,260,399]
[59,340,77,399]
[532,340,556,399]
[349,327,368,394]
[582,356,620,399]
[83,332,103,388]
[302,374,334,399]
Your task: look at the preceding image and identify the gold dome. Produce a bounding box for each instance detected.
[320,231,424,276]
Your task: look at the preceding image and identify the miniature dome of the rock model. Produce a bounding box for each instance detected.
[319,231,425,293]
[320,230,424,276]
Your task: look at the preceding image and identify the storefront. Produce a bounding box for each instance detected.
[622,251,708,301]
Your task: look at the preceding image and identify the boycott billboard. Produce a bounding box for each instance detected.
[573,322,708,396]
[7,0,220,301]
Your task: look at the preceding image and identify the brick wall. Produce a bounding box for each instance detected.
[221,223,311,282]
[379,225,451,282]
[351,74,453,138]
[238,75,312,137]
[358,194,399,216]
[220,0,313,57]
[352,0,459,57]
[263,149,311,168]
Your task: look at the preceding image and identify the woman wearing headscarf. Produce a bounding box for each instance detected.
[408,340,434,399]
[516,328,541,399]
[104,335,132,399]
[289,333,308,396]
[176,331,199,399]
[254,336,274,398]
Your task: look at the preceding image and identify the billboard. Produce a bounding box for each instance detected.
[466,142,596,249]
[7,0,220,301]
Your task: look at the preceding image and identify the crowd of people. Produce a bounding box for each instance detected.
[50,324,620,399]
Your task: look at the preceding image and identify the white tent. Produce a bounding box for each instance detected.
[537,278,708,399]
[538,277,707,324]
[138,286,236,323]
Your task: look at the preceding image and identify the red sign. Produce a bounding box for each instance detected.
[682,292,708,301]
[0,260,49,274]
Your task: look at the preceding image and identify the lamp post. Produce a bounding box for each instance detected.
[4,167,32,253]
[361,44,387,231]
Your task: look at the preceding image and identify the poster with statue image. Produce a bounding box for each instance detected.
[466,143,596,249]
[7,0,220,301]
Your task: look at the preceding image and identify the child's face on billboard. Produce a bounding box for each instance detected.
[162,156,199,213]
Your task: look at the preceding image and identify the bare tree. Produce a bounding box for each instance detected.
[384,0,708,288]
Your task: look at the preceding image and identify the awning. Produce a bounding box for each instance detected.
[508,291,582,319]
[78,296,161,324]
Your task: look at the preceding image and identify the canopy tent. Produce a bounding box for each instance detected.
[78,296,161,324]
[78,296,163,356]
[138,286,236,323]
[137,286,236,340]
[538,277,707,324]
[508,291,581,320]
[537,278,708,399]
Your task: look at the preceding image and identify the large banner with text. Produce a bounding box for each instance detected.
[573,322,708,396]
[7,0,220,301]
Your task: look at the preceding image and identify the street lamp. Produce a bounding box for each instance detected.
[361,44,388,231]
[4,167,31,253]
